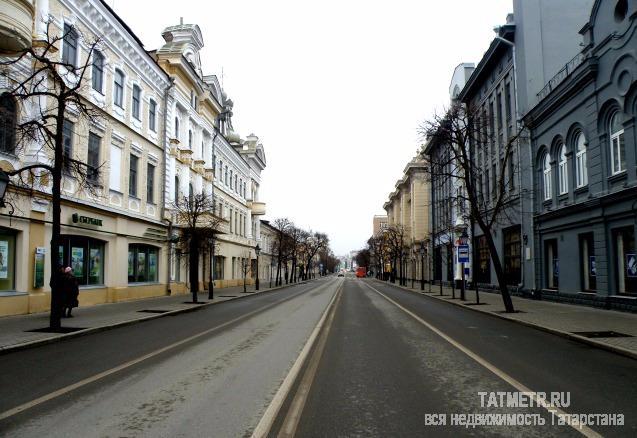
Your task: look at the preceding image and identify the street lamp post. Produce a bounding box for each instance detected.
[420,241,425,291]
[411,250,415,289]
[255,244,261,291]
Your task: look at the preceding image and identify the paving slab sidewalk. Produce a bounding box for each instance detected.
[376,280,637,359]
[0,281,303,353]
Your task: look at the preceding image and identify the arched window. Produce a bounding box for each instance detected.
[174,175,180,204]
[543,153,552,201]
[558,144,568,195]
[575,132,587,187]
[188,130,193,148]
[188,183,194,207]
[0,93,17,154]
[609,111,625,174]
[174,117,179,139]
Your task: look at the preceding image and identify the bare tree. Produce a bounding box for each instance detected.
[420,102,526,313]
[173,194,223,303]
[272,217,292,286]
[0,22,104,329]
[383,225,406,284]
[300,232,328,280]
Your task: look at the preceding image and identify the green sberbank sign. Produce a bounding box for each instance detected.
[72,213,103,227]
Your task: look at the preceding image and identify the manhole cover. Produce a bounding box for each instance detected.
[182,301,205,305]
[495,310,526,314]
[572,331,633,338]
[137,309,170,314]
[26,327,87,334]
[464,302,489,306]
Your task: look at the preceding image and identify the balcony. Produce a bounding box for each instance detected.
[250,201,266,216]
[0,0,34,53]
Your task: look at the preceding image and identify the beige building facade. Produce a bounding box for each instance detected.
[0,0,268,317]
[383,155,431,282]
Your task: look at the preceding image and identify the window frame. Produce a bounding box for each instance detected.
[62,23,78,67]
[146,162,155,204]
[129,154,138,197]
[128,244,159,283]
[91,50,104,93]
[132,84,141,120]
[609,111,626,175]
[148,99,157,132]
[558,144,568,195]
[0,93,17,154]
[113,69,125,108]
[543,153,552,201]
[87,132,101,183]
[575,132,588,187]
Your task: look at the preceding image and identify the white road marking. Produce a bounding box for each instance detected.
[364,282,602,438]
[252,279,343,438]
[0,280,335,422]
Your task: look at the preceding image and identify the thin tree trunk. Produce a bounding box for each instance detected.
[189,238,199,303]
[483,228,515,312]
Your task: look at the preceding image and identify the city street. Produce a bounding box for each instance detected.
[1,275,635,437]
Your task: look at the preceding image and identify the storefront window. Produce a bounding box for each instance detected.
[545,239,558,289]
[503,226,521,286]
[579,233,596,292]
[214,256,224,280]
[59,236,105,286]
[128,244,159,283]
[0,230,16,291]
[614,227,636,295]
[474,235,491,284]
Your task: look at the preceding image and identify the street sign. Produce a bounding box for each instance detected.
[457,244,470,263]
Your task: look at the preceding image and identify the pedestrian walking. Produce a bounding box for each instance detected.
[62,267,79,318]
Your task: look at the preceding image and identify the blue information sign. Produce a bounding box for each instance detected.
[457,244,470,263]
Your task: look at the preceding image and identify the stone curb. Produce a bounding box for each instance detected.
[0,280,311,356]
[373,279,637,361]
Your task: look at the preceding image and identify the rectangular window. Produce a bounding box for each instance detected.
[114,70,124,108]
[60,236,104,286]
[492,164,497,199]
[87,132,100,182]
[128,245,159,283]
[508,152,515,191]
[91,51,104,93]
[496,92,503,130]
[611,132,626,175]
[505,83,512,124]
[0,231,17,291]
[545,239,559,289]
[149,99,157,132]
[62,119,74,172]
[614,227,636,294]
[214,256,224,280]
[579,233,596,292]
[132,85,141,120]
[474,235,491,284]
[129,154,138,197]
[147,163,155,203]
[62,24,78,67]
[503,226,521,286]
[109,144,122,191]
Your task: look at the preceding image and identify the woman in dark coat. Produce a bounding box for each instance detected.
[62,267,79,317]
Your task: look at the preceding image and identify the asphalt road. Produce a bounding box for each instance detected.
[2,275,636,437]
[273,278,637,437]
[0,277,340,437]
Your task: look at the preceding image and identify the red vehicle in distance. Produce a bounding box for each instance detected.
[356,267,366,278]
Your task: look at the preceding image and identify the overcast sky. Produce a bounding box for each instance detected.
[110,0,511,255]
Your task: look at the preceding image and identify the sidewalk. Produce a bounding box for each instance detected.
[0,281,301,354]
[379,280,637,359]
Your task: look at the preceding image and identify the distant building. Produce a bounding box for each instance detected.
[372,215,388,236]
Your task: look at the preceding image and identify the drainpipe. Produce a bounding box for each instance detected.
[161,79,175,295]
